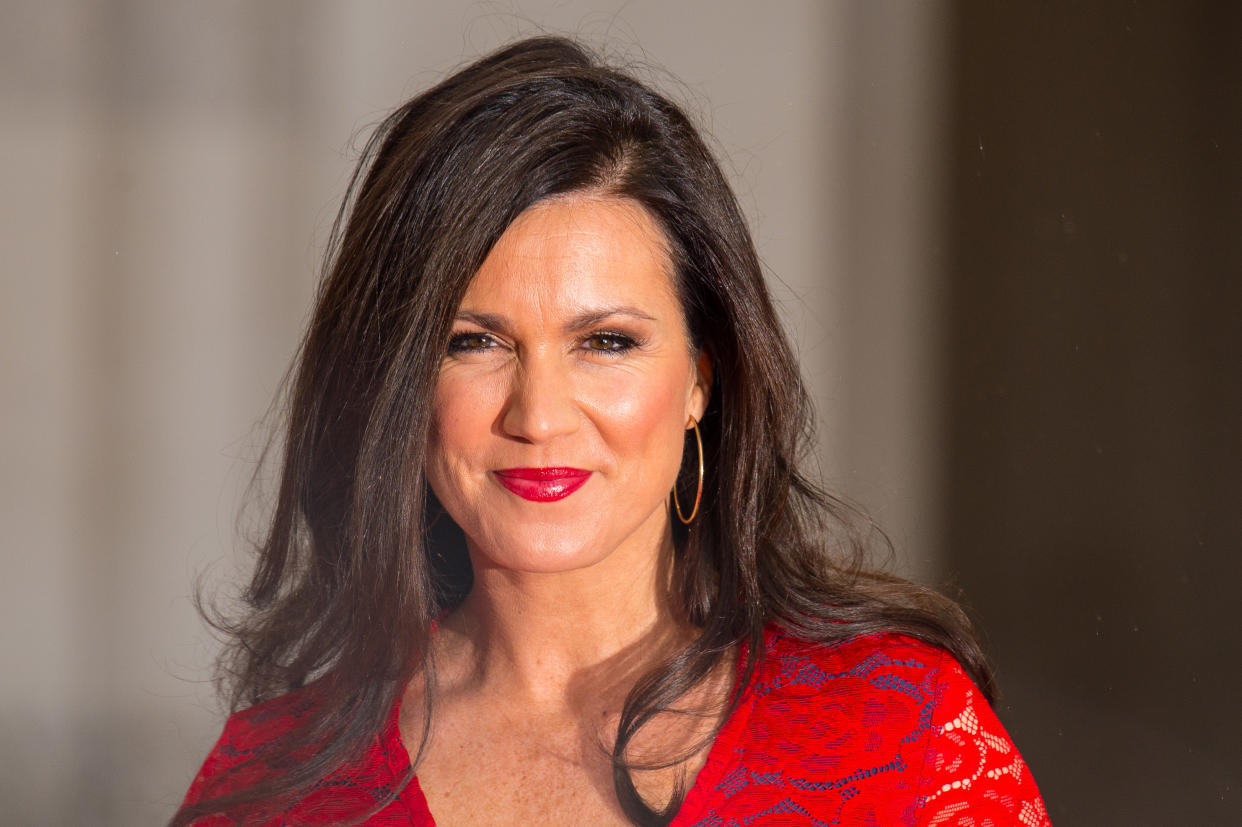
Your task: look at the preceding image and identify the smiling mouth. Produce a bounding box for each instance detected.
[493,467,592,502]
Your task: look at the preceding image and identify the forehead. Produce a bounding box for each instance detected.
[461,196,680,315]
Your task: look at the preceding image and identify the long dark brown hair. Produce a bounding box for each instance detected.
[174,36,993,826]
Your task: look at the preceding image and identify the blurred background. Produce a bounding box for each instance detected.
[2,1,1237,824]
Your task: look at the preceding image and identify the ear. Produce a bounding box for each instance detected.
[687,347,713,424]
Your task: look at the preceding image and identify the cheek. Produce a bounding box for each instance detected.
[585,366,690,474]
[427,374,499,491]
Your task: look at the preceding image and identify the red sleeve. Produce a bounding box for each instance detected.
[914,651,1051,826]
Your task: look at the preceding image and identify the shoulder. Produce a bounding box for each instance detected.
[742,630,955,773]
[179,688,322,821]
[680,629,1050,826]
[179,686,414,825]
[207,686,322,760]
[757,628,952,698]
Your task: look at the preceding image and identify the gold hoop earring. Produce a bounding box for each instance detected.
[673,416,704,525]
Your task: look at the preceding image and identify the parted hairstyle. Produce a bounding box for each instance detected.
[174,36,993,827]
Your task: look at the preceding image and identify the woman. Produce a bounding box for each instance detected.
[176,37,1049,826]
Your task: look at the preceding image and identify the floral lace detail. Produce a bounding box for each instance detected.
[915,654,1052,826]
[673,632,1051,827]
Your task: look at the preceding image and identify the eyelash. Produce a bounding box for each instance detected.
[582,331,639,354]
[446,332,496,353]
[446,330,640,356]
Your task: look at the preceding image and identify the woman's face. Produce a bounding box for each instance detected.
[426,195,710,577]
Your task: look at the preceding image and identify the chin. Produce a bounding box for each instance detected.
[469,533,611,573]
[467,528,616,575]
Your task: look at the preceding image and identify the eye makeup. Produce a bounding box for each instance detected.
[445,328,647,357]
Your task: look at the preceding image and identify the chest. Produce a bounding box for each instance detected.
[407,701,703,826]
[416,748,628,826]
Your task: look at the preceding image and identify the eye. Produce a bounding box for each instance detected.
[583,331,638,354]
[447,331,497,353]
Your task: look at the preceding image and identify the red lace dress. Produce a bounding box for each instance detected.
[182,630,1051,825]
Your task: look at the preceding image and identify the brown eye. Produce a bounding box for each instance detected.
[584,332,637,354]
[447,332,495,353]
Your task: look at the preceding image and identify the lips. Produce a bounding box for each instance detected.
[493,467,591,502]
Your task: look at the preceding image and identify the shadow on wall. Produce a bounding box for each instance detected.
[940,3,1242,824]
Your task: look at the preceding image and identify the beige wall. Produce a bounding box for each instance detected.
[0,2,947,823]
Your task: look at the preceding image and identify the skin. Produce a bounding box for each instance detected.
[405,195,723,824]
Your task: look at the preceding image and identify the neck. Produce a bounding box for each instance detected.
[436,521,691,713]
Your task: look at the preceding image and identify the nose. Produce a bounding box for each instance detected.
[499,352,580,443]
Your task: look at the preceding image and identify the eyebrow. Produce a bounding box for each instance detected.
[453,305,658,335]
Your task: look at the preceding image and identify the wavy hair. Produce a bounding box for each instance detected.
[174,36,992,826]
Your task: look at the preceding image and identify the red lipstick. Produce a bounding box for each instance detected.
[493,467,591,502]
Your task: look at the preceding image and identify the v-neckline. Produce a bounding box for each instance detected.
[382,636,759,826]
